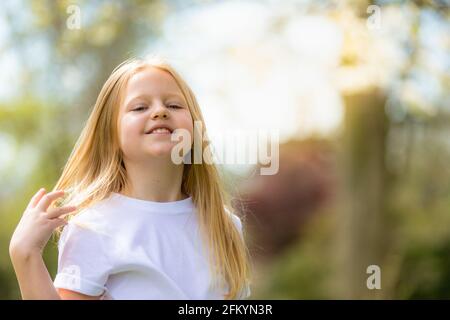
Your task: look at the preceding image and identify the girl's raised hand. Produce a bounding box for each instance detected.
[9,188,77,258]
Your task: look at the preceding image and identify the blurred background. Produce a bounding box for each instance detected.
[0,0,449,299]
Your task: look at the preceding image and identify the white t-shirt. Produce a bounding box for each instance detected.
[53,192,251,300]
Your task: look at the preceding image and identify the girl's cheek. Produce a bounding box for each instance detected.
[123,116,143,135]
[181,112,194,132]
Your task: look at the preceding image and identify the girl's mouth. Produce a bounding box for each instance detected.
[148,128,171,134]
[146,126,173,134]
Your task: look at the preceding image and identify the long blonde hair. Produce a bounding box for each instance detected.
[51,56,252,299]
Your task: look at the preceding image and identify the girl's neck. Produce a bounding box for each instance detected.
[121,156,188,202]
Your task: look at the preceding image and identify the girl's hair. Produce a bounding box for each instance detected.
[51,55,252,299]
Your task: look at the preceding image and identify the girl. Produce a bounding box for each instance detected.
[9,56,252,300]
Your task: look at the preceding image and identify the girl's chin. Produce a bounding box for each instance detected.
[143,146,175,158]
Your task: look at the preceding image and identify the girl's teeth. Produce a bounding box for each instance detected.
[152,128,170,133]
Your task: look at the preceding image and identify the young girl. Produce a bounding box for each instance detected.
[9,56,252,300]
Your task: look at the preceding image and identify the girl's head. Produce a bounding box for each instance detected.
[118,63,193,163]
[53,55,251,299]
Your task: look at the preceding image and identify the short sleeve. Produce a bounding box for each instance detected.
[230,212,245,240]
[53,222,112,296]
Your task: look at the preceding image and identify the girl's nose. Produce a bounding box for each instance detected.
[150,104,169,120]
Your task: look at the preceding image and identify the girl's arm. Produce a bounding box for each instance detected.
[10,249,61,300]
[57,288,102,300]
[9,188,92,300]
[10,247,101,299]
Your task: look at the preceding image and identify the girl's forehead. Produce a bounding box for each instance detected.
[120,67,186,111]
[126,67,182,95]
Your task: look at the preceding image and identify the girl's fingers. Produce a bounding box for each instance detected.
[36,190,66,212]
[50,218,68,229]
[46,206,77,219]
[27,188,46,210]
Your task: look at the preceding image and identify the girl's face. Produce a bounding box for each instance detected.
[117,67,193,162]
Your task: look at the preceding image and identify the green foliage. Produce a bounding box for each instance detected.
[254,211,338,299]
[0,0,167,299]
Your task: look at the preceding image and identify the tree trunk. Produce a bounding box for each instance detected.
[337,88,388,299]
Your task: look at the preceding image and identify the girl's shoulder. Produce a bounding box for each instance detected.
[68,196,117,236]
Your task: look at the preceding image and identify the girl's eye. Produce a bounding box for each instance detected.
[133,105,147,111]
[168,104,182,109]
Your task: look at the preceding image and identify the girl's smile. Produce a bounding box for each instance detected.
[145,125,173,135]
